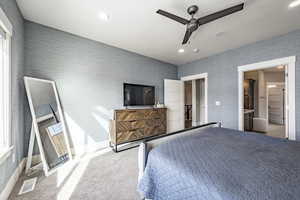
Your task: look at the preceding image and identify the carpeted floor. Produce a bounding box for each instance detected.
[9,148,141,200]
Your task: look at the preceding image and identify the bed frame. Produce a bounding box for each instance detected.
[138,122,221,180]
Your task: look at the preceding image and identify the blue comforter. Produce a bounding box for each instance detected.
[138,127,300,200]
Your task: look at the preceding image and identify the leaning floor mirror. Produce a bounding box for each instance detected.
[24,77,72,176]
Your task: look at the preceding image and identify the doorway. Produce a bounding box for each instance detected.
[182,73,208,129]
[164,73,208,133]
[238,56,296,140]
[184,78,206,128]
[242,66,286,138]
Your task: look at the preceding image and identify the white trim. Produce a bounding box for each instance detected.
[181,73,208,124]
[192,80,197,126]
[238,56,296,140]
[25,124,35,174]
[0,7,12,35]
[181,73,208,81]
[0,159,25,200]
[7,33,12,149]
[0,146,13,166]
[237,57,296,72]
[0,10,12,150]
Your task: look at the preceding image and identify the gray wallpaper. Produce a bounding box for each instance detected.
[24,21,177,155]
[178,29,300,140]
[0,0,24,194]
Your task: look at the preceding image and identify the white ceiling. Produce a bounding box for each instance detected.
[16,0,300,65]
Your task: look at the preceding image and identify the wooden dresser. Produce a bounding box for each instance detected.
[109,108,167,152]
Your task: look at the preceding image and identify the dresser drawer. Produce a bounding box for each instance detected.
[144,118,166,137]
[116,110,144,121]
[116,120,146,132]
[116,129,144,144]
[144,124,166,137]
[145,119,161,127]
[144,109,160,119]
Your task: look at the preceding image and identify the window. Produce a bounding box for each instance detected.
[0,27,10,147]
[0,7,12,164]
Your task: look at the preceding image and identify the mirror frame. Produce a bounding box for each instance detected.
[24,76,73,176]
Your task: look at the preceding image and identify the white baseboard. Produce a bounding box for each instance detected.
[0,159,25,200]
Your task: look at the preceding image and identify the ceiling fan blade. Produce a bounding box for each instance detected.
[197,3,244,25]
[157,9,189,25]
[182,29,193,45]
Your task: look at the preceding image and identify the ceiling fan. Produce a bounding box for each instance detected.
[157,3,244,45]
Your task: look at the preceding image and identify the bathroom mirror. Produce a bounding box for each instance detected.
[24,77,72,176]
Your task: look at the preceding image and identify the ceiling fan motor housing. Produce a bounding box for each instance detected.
[188,19,199,32]
[187,5,199,16]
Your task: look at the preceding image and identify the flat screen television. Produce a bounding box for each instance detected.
[123,83,155,106]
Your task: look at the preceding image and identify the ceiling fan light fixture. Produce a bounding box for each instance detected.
[193,48,199,53]
[289,0,300,8]
[178,48,185,53]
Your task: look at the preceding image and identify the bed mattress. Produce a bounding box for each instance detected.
[138,127,300,200]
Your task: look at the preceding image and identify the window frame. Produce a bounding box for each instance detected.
[0,6,13,165]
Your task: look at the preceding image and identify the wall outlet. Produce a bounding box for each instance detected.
[216,101,221,106]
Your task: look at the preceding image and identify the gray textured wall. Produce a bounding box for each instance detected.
[24,21,177,155]
[178,29,300,140]
[0,0,24,194]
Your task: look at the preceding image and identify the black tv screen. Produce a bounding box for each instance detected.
[124,83,155,106]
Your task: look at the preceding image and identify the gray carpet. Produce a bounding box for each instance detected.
[9,148,141,200]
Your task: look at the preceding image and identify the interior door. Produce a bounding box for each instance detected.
[268,85,285,125]
[164,79,184,133]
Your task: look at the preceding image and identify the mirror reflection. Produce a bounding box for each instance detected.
[25,78,70,171]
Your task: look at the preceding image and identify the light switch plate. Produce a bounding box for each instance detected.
[216,101,221,106]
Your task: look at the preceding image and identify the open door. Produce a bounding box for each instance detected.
[164,79,184,133]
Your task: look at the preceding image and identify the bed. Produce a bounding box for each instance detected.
[137,122,300,200]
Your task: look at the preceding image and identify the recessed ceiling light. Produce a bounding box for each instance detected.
[178,48,185,53]
[193,48,199,53]
[98,12,110,21]
[289,0,300,8]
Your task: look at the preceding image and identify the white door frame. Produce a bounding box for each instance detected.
[238,56,296,140]
[181,73,208,124]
